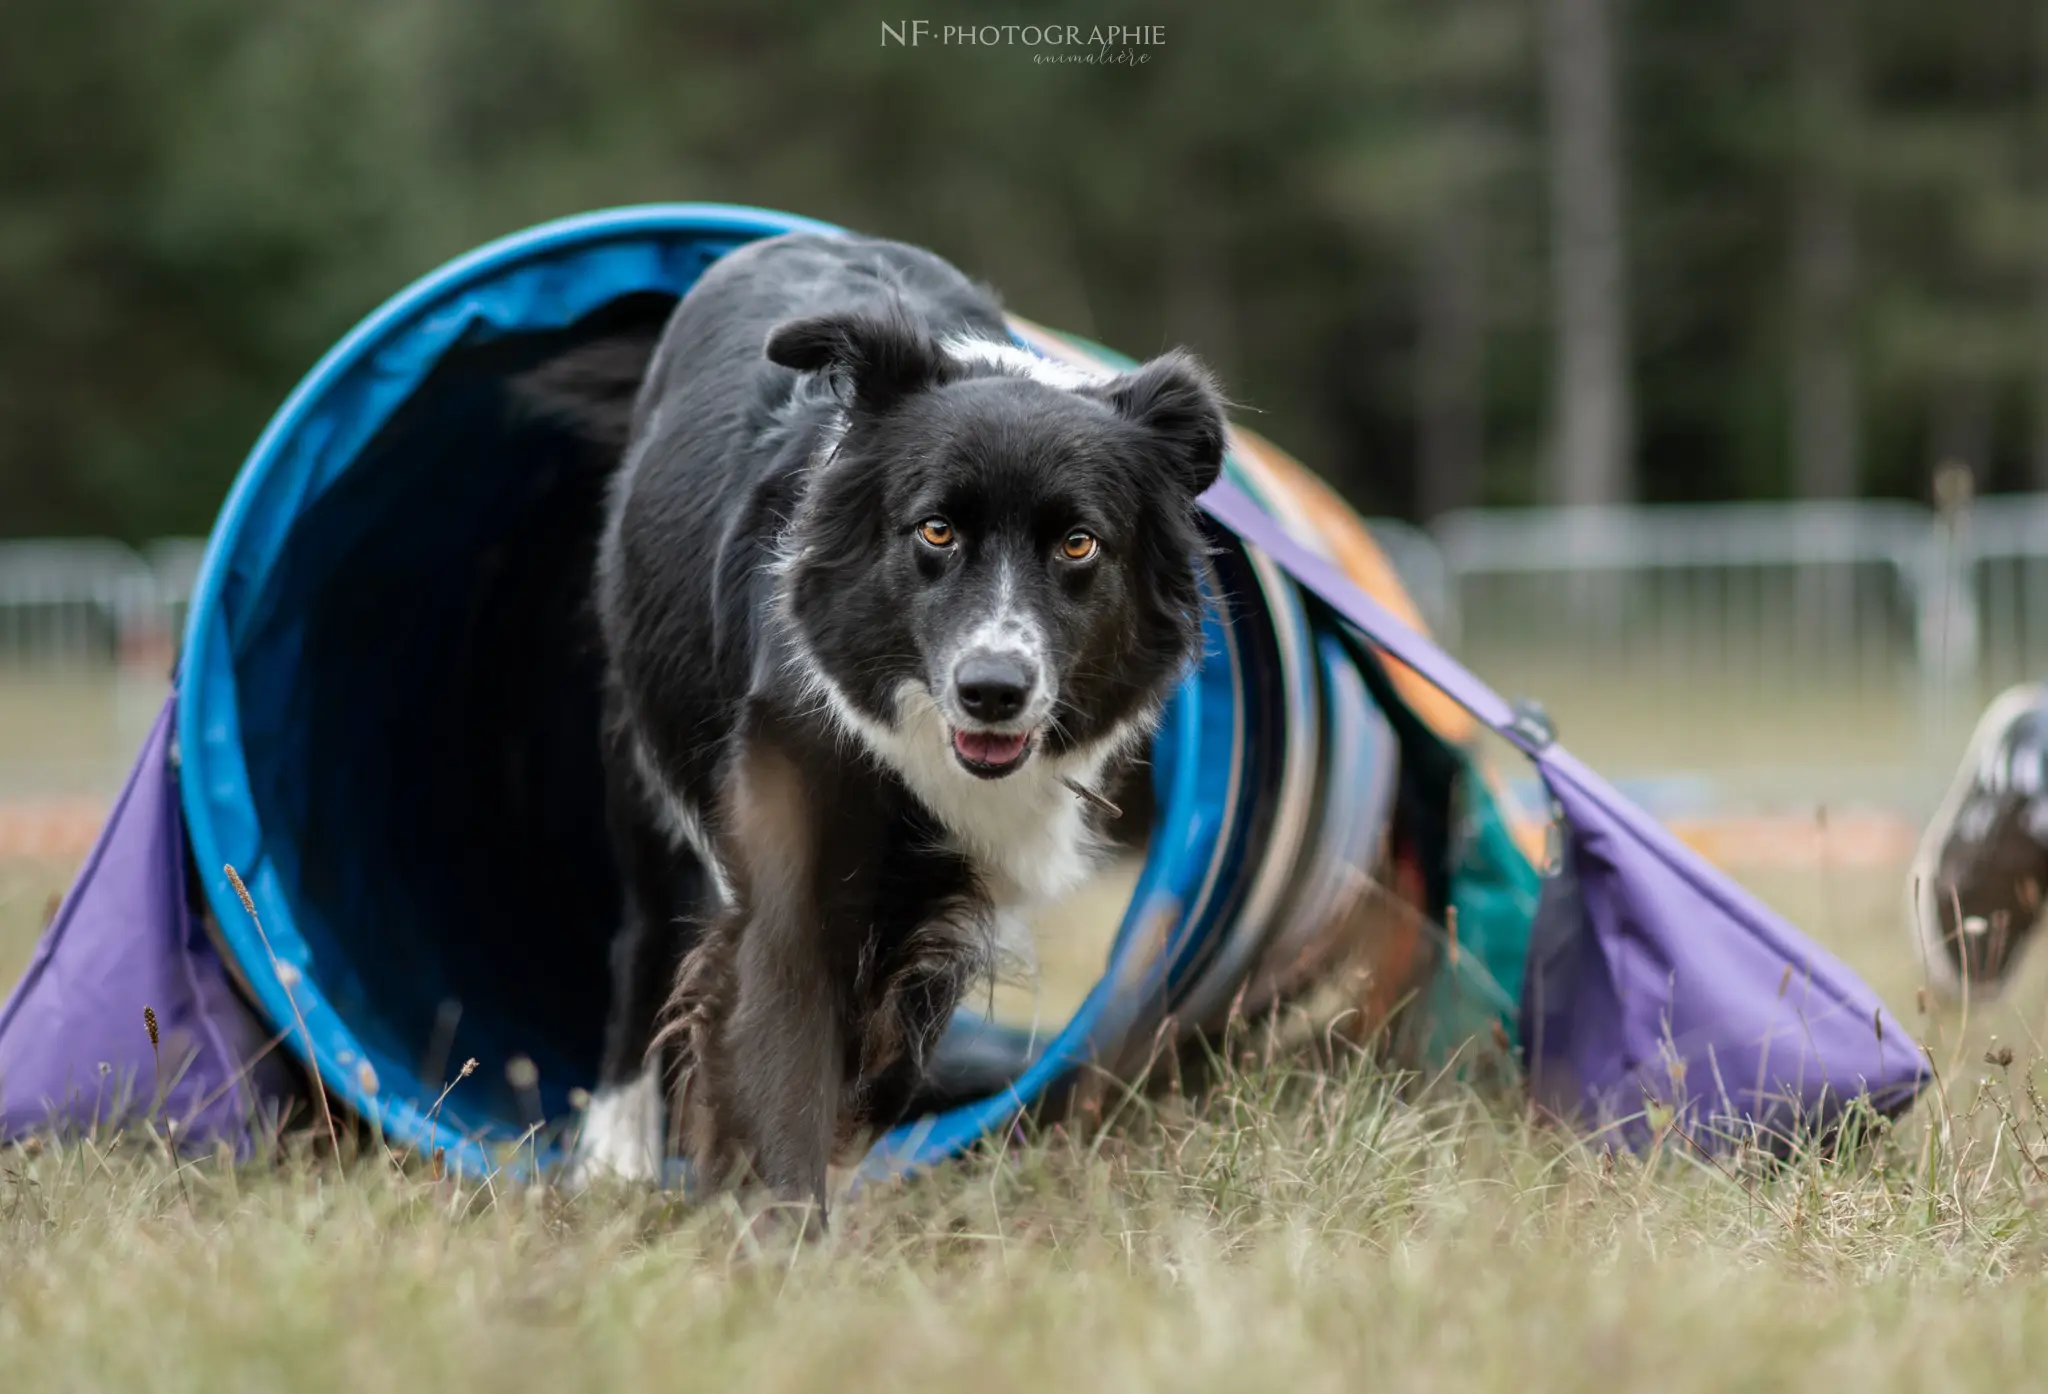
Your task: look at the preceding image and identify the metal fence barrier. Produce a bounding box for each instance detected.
[1378,495,2047,803]
[0,540,166,669]
[0,539,206,797]
[1427,499,1931,687]
[2,501,2045,802]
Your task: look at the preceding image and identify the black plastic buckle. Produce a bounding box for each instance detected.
[1507,698,1556,752]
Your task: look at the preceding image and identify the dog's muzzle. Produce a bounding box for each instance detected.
[948,652,1043,778]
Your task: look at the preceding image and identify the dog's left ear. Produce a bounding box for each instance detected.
[1106,350,1228,496]
[765,304,948,412]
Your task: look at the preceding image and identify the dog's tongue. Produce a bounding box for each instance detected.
[953,729,1029,767]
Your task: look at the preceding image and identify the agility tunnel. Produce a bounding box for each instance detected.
[0,205,1928,1173]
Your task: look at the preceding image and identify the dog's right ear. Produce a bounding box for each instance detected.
[765,305,949,411]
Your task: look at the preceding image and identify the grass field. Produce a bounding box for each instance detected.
[7,660,2048,1391]
[9,845,2048,1393]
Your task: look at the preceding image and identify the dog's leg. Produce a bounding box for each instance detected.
[711,906,842,1209]
[853,917,986,1138]
[689,738,844,1212]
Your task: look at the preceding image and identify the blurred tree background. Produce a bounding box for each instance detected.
[4,0,2047,539]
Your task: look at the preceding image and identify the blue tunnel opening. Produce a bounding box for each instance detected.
[232,292,678,1128]
[177,207,1280,1174]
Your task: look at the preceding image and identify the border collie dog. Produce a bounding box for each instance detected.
[569,233,1227,1210]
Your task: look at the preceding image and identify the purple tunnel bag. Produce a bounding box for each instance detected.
[0,700,284,1147]
[1201,479,1928,1145]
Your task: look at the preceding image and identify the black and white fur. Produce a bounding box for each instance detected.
[566,233,1227,1210]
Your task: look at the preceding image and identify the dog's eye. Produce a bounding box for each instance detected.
[918,518,955,548]
[1060,530,1099,562]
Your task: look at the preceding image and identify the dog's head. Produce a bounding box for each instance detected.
[769,305,1226,782]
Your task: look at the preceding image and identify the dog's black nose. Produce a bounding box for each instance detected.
[953,654,1036,723]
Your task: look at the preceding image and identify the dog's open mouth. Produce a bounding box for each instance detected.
[951,728,1035,778]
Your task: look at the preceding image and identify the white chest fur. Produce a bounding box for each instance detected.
[834,679,1129,913]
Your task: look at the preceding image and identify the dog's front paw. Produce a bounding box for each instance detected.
[562,1070,664,1188]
